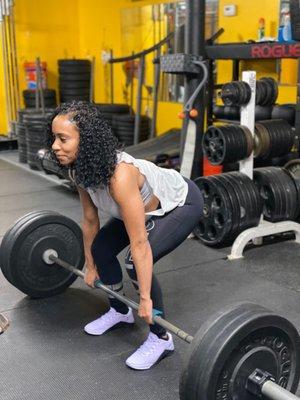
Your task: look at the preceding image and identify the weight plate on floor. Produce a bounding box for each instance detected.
[0,211,58,284]
[180,303,300,400]
[0,211,85,298]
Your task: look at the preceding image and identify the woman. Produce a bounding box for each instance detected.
[48,101,203,370]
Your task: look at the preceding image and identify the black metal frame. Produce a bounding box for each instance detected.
[205,41,300,143]
[108,32,174,145]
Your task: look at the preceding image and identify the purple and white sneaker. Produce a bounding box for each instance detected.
[84,307,134,335]
[125,332,174,370]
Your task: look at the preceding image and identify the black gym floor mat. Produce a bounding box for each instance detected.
[1,156,300,399]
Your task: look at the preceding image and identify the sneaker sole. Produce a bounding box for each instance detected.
[84,320,135,336]
[126,348,175,370]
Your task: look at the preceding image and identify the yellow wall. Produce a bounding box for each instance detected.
[15,0,80,100]
[0,0,298,135]
[76,0,181,134]
[0,29,8,134]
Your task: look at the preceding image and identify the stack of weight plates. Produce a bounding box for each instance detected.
[95,103,133,124]
[271,104,296,126]
[58,59,91,103]
[212,104,272,121]
[16,121,27,163]
[254,119,294,159]
[23,89,57,108]
[253,166,300,222]
[112,114,150,146]
[193,172,263,247]
[22,109,55,170]
[202,124,253,165]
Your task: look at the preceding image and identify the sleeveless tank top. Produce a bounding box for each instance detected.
[86,151,188,220]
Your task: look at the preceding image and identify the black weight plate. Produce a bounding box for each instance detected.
[60,95,90,102]
[219,172,255,234]
[0,211,59,284]
[229,125,249,161]
[202,126,226,165]
[268,167,292,220]
[193,176,233,246]
[281,168,300,220]
[59,73,91,82]
[263,119,294,157]
[282,167,299,220]
[256,81,267,105]
[23,91,56,100]
[59,80,90,89]
[233,172,263,226]
[255,105,272,120]
[213,105,225,118]
[180,303,300,400]
[59,65,91,74]
[284,159,300,180]
[1,211,85,298]
[96,103,132,114]
[272,104,296,125]
[219,125,237,163]
[268,167,298,220]
[253,168,283,221]
[266,167,290,220]
[60,88,90,95]
[262,167,286,221]
[211,174,241,238]
[223,106,240,120]
[284,164,300,220]
[25,99,57,108]
[254,122,270,158]
[58,59,91,66]
[240,126,254,157]
[261,77,278,105]
[23,89,56,99]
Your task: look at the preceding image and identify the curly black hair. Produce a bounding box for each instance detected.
[46,101,119,189]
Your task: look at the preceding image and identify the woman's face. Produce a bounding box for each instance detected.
[52,115,80,165]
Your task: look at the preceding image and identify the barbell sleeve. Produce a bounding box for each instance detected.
[49,254,194,343]
[262,381,299,400]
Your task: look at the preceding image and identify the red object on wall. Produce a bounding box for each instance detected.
[24,62,47,89]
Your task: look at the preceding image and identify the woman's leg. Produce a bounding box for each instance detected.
[125,178,204,337]
[125,178,203,369]
[91,218,130,314]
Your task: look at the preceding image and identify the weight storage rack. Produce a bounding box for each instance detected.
[227,71,300,259]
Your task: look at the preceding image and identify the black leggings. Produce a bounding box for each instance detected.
[91,178,203,337]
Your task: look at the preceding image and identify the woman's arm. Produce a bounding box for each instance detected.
[110,164,154,324]
[77,186,100,272]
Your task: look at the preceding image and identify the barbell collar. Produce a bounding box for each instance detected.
[247,369,300,400]
[48,253,194,344]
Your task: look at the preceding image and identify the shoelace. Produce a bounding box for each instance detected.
[96,309,117,325]
[136,335,161,356]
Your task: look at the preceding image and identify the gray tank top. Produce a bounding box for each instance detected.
[87,151,188,220]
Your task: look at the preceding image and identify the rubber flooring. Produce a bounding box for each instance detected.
[1,154,300,399]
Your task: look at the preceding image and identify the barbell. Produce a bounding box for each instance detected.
[1,210,300,400]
